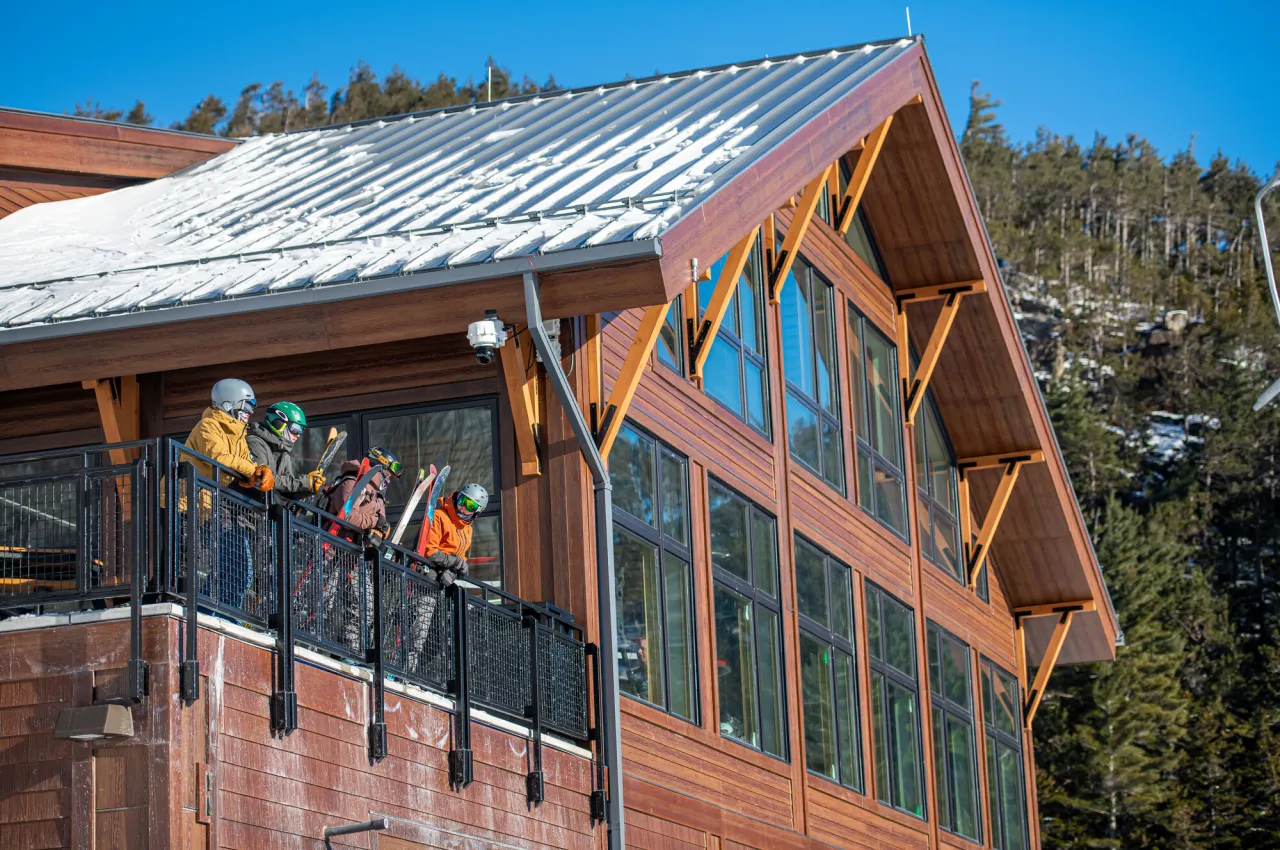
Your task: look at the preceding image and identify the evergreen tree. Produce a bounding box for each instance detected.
[174,95,227,134]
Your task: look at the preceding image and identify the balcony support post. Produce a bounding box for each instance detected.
[270,501,297,733]
[525,609,545,807]
[181,461,200,705]
[448,581,473,789]
[367,546,388,762]
[127,455,148,703]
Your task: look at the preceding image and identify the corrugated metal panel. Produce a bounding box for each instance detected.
[0,39,914,332]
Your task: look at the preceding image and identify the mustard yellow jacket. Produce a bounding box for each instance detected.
[184,407,257,484]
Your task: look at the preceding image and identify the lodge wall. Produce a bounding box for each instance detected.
[600,207,1030,850]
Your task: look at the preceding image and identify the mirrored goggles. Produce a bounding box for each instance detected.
[384,460,404,477]
[284,422,304,438]
[457,494,481,515]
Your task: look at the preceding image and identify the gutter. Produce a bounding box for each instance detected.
[523,270,626,850]
[0,239,663,346]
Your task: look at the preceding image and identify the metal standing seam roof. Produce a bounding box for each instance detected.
[0,38,915,337]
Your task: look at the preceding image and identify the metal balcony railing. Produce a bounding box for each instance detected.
[0,438,603,808]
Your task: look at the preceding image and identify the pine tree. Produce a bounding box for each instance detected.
[174,95,227,134]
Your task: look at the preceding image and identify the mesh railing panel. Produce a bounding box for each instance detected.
[0,473,81,601]
[537,624,589,740]
[382,563,452,693]
[290,521,367,660]
[175,479,272,625]
[85,470,134,593]
[467,597,530,721]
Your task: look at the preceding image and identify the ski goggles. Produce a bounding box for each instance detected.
[284,422,304,438]
[456,494,482,515]
[382,459,404,477]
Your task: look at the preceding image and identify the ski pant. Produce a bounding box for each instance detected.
[199,525,253,611]
[320,562,372,658]
[404,587,446,678]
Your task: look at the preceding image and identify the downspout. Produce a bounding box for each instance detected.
[523,270,626,850]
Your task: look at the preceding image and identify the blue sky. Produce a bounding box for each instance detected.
[1,0,1275,173]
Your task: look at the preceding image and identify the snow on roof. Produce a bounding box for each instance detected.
[0,39,913,335]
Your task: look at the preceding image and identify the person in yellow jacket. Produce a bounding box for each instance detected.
[182,379,273,611]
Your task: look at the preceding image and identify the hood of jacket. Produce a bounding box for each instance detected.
[248,420,296,454]
[201,406,247,438]
[339,459,364,476]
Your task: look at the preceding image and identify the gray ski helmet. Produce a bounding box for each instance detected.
[453,483,488,523]
[211,379,256,421]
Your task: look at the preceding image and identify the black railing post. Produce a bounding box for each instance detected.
[524,608,544,807]
[270,499,297,733]
[448,582,473,790]
[76,463,89,598]
[181,461,200,705]
[127,457,148,703]
[586,642,607,825]
[366,545,387,763]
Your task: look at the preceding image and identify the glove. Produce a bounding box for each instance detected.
[424,552,465,572]
[436,568,456,588]
[368,527,386,548]
[453,559,469,578]
[307,470,326,494]
[248,465,275,491]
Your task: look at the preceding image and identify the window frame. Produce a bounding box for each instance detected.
[708,476,788,760]
[781,256,845,493]
[657,298,686,375]
[833,160,891,281]
[794,534,864,792]
[849,306,909,540]
[981,658,1030,850]
[865,580,927,820]
[926,622,982,843]
[915,390,963,583]
[697,233,772,439]
[610,421,699,724]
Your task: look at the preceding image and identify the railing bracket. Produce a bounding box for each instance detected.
[127,659,149,703]
[449,748,473,790]
[526,770,545,806]
[181,660,200,703]
[368,722,388,762]
[270,691,297,733]
[590,789,608,824]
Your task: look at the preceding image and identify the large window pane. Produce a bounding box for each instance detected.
[616,529,665,706]
[657,298,684,373]
[814,279,838,417]
[367,406,495,510]
[802,633,838,780]
[873,464,906,535]
[795,542,828,626]
[835,653,861,788]
[741,246,764,354]
[745,359,768,434]
[612,426,655,526]
[781,268,814,394]
[611,423,697,722]
[949,718,980,839]
[784,260,843,494]
[998,746,1027,850]
[983,660,1028,850]
[709,483,749,582]
[664,554,696,720]
[756,607,785,758]
[867,583,924,818]
[821,417,846,491]
[787,391,821,473]
[699,237,770,438]
[864,330,902,466]
[929,624,980,841]
[715,585,758,747]
[889,682,923,817]
[751,511,778,599]
[704,337,744,416]
[849,308,908,538]
[917,394,964,584]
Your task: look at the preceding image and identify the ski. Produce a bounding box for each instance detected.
[391,465,437,546]
[415,465,451,557]
[314,428,347,475]
[340,461,383,520]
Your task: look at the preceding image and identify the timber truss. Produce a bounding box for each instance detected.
[1014,599,1097,728]
[957,450,1045,589]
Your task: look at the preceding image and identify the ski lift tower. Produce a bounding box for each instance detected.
[1252,170,1280,410]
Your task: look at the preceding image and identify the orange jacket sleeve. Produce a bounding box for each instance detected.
[422,510,448,557]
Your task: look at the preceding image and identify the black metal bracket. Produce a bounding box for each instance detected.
[524,611,544,808]
[269,501,297,734]
[767,248,790,302]
[128,456,149,703]
[448,582,473,790]
[180,462,200,705]
[367,546,387,763]
[586,642,608,826]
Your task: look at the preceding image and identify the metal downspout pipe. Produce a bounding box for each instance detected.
[522,271,626,850]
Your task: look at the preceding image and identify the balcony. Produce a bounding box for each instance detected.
[0,438,605,818]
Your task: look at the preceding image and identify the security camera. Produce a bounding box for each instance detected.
[467,309,508,365]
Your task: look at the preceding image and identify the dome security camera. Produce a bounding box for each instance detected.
[467,309,508,365]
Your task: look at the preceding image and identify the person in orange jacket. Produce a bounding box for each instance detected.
[420,483,487,586]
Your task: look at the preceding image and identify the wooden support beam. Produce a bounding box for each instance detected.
[964,457,1027,587]
[957,451,1045,588]
[83,377,139,465]
[957,449,1046,471]
[835,116,893,236]
[498,328,541,477]
[690,227,759,379]
[596,302,671,458]
[768,165,833,303]
[1023,609,1077,728]
[895,279,987,305]
[901,291,963,425]
[1012,600,1096,620]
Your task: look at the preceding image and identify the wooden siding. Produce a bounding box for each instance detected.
[0,168,135,219]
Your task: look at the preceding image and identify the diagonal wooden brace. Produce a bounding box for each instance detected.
[768,165,834,303]
[690,227,759,379]
[835,116,893,235]
[1015,600,1094,728]
[596,302,671,458]
[498,327,541,477]
[958,450,1045,587]
[894,280,986,426]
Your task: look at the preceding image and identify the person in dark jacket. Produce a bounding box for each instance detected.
[246,402,325,500]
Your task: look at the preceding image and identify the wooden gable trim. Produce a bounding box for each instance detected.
[498,327,541,477]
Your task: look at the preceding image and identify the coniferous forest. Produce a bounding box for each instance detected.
[75,63,1280,848]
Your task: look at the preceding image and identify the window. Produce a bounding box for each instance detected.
[709,478,786,758]
[916,395,962,581]
[849,308,907,537]
[657,299,684,374]
[836,160,889,280]
[610,423,698,722]
[927,624,981,841]
[699,235,771,436]
[295,398,504,585]
[982,660,1029,850]
[865,582,925,818]
[781,257,844,491]
[795,536,862,790]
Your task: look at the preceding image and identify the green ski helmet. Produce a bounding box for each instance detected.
[264,402,307,439]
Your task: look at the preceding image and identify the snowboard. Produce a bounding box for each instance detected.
[414,465,451,558]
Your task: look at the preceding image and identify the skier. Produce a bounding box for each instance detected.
[405,483,488,676]
[245,401,326,500]
[319,447,402,652]
[419,483,488,586]
[183,379,274,612]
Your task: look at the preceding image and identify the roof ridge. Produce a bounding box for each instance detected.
[290,36,916,135]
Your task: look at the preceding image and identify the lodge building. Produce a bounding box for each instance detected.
[0,37,1117,850]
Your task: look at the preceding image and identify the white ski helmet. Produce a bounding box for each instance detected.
[453,483,489,523]
[211,379,256,421]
